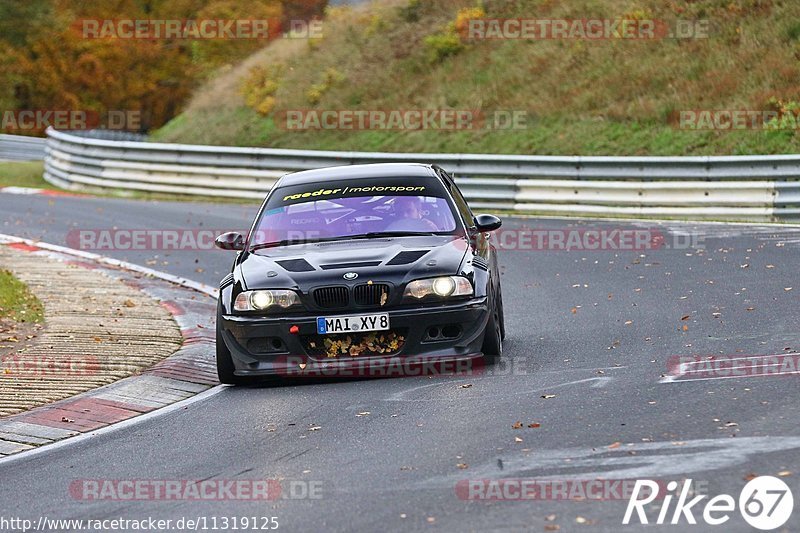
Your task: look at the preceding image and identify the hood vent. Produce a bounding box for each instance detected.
[320,261,381,271]
[276,259,315,272]
[387,250,429,266]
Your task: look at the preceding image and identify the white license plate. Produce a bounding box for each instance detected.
[316,313,389,335]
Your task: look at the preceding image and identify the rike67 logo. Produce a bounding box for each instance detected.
[624,476,794,530]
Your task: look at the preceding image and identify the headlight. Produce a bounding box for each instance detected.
[403,276,473,300]
[234,290,301,312]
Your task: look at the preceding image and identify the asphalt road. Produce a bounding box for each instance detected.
[1,192,800,532]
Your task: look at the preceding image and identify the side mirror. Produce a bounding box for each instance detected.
[474,214,502,233]
[215,232,245,251]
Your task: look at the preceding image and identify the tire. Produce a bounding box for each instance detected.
[481,285,504,364]
[216,325,247,385]
[497,284,506,341]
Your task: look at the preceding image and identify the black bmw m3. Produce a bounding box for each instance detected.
[214,163,505,384]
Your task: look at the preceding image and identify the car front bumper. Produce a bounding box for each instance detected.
[219,297,490,377]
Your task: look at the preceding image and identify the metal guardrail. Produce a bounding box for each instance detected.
[42,128,800,221]
[0,134,46,161]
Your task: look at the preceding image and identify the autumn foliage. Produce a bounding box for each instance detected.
[0,0,328,134]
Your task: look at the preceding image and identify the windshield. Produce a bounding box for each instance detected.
[251,193,459,248]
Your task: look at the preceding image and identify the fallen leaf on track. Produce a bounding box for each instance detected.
[607,442,621,449]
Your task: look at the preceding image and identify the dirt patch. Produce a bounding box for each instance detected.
[0,318,44,373]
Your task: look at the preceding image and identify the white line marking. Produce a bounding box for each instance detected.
[661,371,800,383]
[661,353,800,383]
[0,385,224,466]
[383,376,612,402]
[419,436,800,486]
[0,186,46,195]
[680,354,796,363]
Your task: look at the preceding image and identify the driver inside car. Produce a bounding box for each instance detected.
[385,196,439,232]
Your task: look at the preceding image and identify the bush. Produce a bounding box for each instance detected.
[398,0,422,23]
[454,6,486,37]
[424,30,464,63]
[241,65,284,116]
[306,68,345,105]
[424,6,485,63]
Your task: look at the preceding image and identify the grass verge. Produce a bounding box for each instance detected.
[0,269,44,324]
[0,161,48,188]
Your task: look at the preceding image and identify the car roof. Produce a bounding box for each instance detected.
[275,163,441,187]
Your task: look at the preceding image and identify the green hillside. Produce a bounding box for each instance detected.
[154,0,800,155]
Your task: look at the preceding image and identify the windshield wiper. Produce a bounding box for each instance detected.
[250,238,333,251]
[250,232,437,251]
[347,231,438,239]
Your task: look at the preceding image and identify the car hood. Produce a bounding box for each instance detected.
[239,235,469,292]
